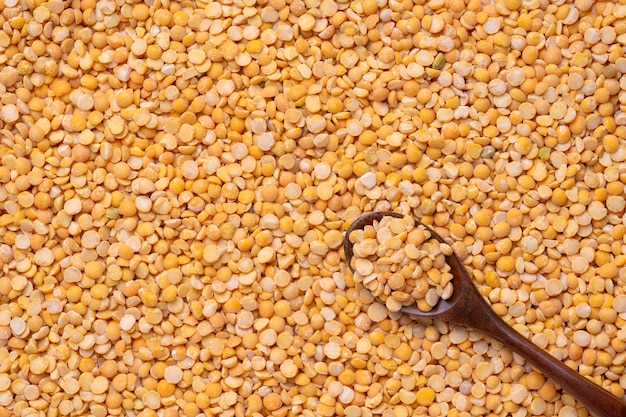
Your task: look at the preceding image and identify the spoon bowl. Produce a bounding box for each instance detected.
[344,211,626,417]
[344,211,478,320]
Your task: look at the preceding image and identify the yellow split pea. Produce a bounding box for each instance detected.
[0,0,624,416]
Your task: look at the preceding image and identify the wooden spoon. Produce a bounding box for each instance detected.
[344,211,626,417]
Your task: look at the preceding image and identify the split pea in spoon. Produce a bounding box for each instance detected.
[344,211,626,417]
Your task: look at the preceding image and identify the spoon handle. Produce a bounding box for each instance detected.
[458,295,626,417]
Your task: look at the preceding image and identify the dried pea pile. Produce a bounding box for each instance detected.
[349,215,453,313]
[0,0,625,416]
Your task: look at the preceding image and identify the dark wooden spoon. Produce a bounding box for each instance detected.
[344,211,626,417]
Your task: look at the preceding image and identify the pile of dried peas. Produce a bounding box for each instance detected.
[0,0,625,415]
[349,215,454,313]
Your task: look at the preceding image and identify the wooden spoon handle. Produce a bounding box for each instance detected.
[458,295,626,417]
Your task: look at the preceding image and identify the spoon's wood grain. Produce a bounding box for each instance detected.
[344,211,626,417]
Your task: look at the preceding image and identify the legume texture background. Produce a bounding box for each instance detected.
[0,0,625,416]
